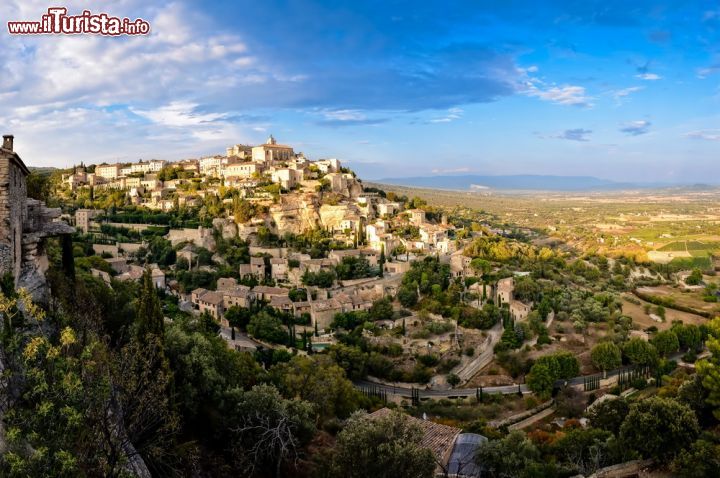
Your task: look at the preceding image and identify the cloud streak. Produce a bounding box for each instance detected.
[555,128,592,141]
[619,120,651,136]
[685,130,720,141]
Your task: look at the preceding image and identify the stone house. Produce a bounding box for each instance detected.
[310,298,342,331]
[509,300,532,321]
[450,252,472,278]
[406,209,426,226]
[270,257,289,281]
[151,267,166,289]
[270,295,294,313]
[75,208,101,233]
[90,268,111,286]
[196,290,224,319]
[252,285,289,302]
[328,248,379,267]
[496,277,514,305]
[226,144,253,159]
[222,286,254,309]
[222,161,263,179]
[239,256,265,279]
[251,135,294,164]
[95,163,122,179]
[105,257,129,274]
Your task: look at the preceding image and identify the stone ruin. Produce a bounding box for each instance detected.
[0,134,74,300]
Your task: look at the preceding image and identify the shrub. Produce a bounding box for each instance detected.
[417,354,440,367]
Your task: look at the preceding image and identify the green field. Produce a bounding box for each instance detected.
[657,240,720,258]
[669,256,712,270]
[658,240,715,251]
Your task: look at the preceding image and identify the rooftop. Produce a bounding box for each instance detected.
[368,408,461,465]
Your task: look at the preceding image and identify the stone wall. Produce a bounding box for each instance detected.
[0,155,27,281]
[0,136,74,299]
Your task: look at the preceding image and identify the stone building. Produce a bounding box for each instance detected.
[75,208,101,233]
[252,135,294,163]
[0,135,74,298]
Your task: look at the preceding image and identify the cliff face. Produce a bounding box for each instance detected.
[19,199,74,302]
[212,217,238,239]
[268,194,321,235]
[318,203,361,230]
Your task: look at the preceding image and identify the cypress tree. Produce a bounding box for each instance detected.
[379,245,386,278]
[136,269,164,342]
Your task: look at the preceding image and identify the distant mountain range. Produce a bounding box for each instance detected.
[374,174,709,191]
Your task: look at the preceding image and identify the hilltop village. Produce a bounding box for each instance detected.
[59,136,519,353]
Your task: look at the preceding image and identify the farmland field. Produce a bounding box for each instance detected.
[371,183,720,265]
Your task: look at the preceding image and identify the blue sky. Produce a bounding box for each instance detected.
[2,1,720,182]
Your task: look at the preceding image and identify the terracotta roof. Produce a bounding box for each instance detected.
[223,287,252,298]
[367,408,461,465]
[311,298,341,312]
[252,286,288,296]
[200,291,224,305]
[270,296,293,307]
[217,277,238,290]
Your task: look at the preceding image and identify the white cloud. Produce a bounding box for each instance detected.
[635,73,662,81]
[612,86,644,103]
[323,109,368,121]
[0,1,295,166]
[131,102,228,128]
[685,130,720,141]
[525,83,593,107]
[429,107,463,123]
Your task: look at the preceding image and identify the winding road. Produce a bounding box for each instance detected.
[355,362,661,400]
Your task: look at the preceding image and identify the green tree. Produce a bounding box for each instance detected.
[378,245,386,278]
[535,351,580,379]
[685,269,703,286]
[164,318,263,433]
[591,342,622,377]
[135,269,164,341]
[228,384,315,477]
[327,344,368,380]
[550,427,616,476]
[224,305,253,330]
[527,362,555,399]
[369,296,394,321]
[620,397,699,461]
[671,439,720,478]
[320,410,435,478]
[397,285,418,308]
[248,310,287,344]
[651,330,680,357]
[697,317,720,419]
[476,431,552,478]
[622,338,658,367]
[671,323,702,351]
[272,355,359,424]
[585,397,629,435]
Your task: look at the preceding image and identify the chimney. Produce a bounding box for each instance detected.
[2,135,13,152]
